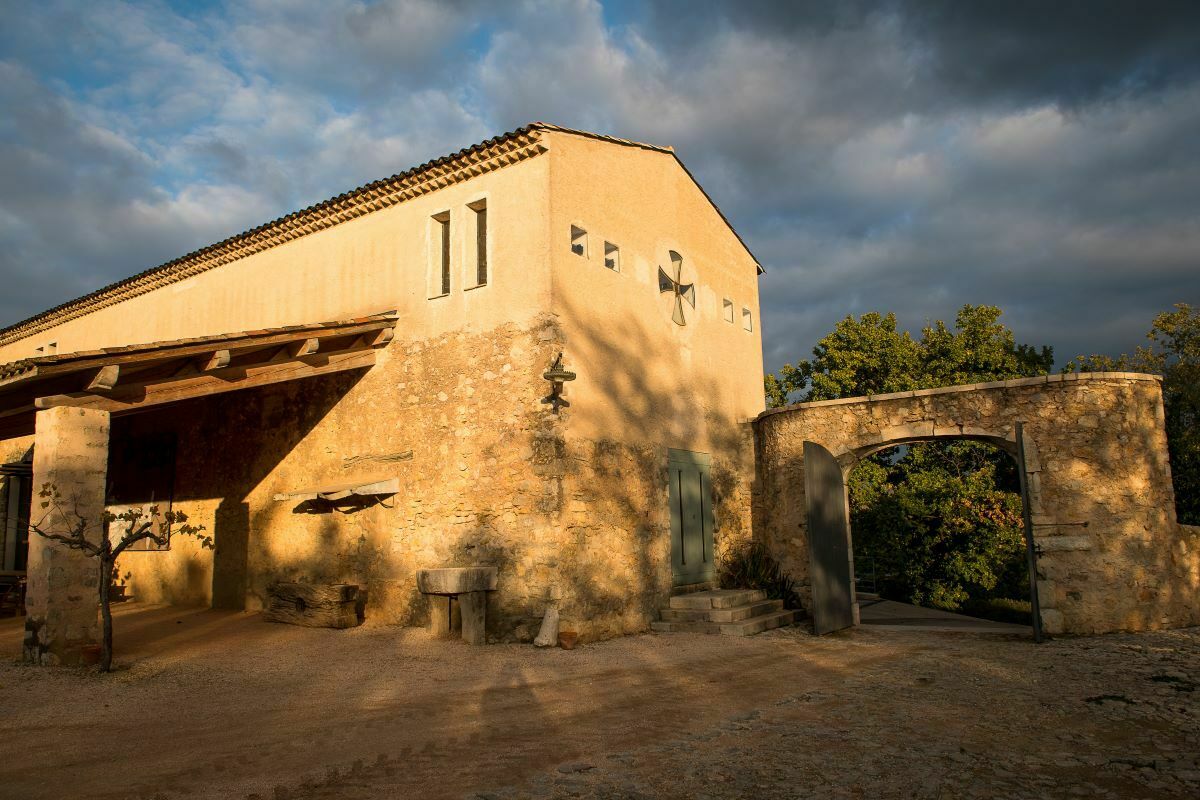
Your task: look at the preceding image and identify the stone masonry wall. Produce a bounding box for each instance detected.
[754,373,1199,635]
[99,309,760,644]
[114,315,573,642]
[549,428,757,641]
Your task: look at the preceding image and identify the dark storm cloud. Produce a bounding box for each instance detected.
[1,0,1197,376]
[594,1,1200,368]
[642,1,1200,106]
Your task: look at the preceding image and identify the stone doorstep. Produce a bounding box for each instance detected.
[650,609,799,636]
[659,599,784,623]
[669,589,767,610]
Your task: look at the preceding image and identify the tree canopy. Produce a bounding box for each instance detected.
[766,304,1053,406]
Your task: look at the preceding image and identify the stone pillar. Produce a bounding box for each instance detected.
[459,591,487,645]
[23,407,110,665]
[428,595,461,640]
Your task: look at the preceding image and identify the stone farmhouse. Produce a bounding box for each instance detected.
[0,123,1195,665]
[0,124,767,662]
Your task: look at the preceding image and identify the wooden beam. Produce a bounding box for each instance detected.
[35,349,377,414]
[288,338,320,358]
[365,328,394,347]
[23,319,396,380]
[85,365,120,392]
[201,349,231,371]
[0,402,35,421]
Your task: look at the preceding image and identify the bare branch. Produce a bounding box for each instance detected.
[27,525,101,556]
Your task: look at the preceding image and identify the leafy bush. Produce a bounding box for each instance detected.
[720,541,802,610]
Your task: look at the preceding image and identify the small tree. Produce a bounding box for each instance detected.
[29,484,211,671]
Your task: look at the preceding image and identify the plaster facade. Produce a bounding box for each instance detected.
[754,373,1200,635]
[0,125,765,651]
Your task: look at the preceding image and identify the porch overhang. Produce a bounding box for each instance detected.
[0,312,398,438]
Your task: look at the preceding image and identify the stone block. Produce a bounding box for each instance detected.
[428,595,460,639]
[460,590,487,645]
[1040,608,1065,634]
[416,566,498,594]
[1037,535,1093,553]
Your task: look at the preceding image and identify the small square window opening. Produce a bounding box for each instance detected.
[604,242,620,271]
[570,225,587,257]
[742,308,753,332]
[723,299,734,323]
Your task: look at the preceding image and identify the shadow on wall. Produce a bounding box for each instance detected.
[534,290,759,639]
[111,368,367,609]
[754,378,1199,633]
[112,289,762,643]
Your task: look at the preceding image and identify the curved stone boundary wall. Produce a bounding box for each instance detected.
[753,373,1200,634]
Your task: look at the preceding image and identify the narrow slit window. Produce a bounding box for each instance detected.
[433,211,451,296]
[723,299,734,323]
[570,225,587,257]
[604,242,620,272]
[742,308,753,331]
[469,200,487,286]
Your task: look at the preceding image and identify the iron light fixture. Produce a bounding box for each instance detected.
[542,352,576,412]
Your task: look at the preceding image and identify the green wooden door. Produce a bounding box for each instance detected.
[669,449,715,586]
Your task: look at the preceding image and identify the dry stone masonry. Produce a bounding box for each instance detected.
[754,373,1200,635]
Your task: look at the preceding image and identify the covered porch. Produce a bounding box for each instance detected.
[0,312,397,664]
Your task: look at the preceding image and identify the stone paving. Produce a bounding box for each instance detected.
[1,605,1197,799]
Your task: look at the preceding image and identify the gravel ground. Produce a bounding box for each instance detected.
[1,604,1198,800]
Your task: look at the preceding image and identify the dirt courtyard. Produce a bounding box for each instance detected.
[1,605,1198,800]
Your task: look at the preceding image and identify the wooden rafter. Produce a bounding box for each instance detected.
[35,349,377,414]
[86,365,120,392]
[0,313,397,432]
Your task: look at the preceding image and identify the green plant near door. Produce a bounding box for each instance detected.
[720,542,801,610]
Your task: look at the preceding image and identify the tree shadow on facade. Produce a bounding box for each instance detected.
[540,292,758,639]
[755,376,1200,636]
[110,367,369,611]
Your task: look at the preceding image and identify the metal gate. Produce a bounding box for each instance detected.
[803,441,855,634]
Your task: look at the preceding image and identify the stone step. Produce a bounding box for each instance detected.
[659,599,784,623]
[668,589,767,610]
[651,609,799,636]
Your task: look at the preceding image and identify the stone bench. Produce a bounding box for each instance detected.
[416,567,497,645]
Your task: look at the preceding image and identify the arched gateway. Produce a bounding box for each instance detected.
[753,372,1200,636]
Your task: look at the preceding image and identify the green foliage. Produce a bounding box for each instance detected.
[1066,303,1200,524]
[959,597,1033,626]
[765,304,1053,407]
[851,442,1027,609]
[720,541,801,610]
[767,304,1050,609]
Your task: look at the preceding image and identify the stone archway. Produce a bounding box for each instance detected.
[752,373,1200,635]
[805,430,1041,638]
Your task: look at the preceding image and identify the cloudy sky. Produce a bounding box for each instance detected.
[1,0,1198,371]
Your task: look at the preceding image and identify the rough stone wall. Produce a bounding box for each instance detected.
[23,407,108,664]
[547,427,757,641]
[113,316,573,641]
[754,373,1199,635]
